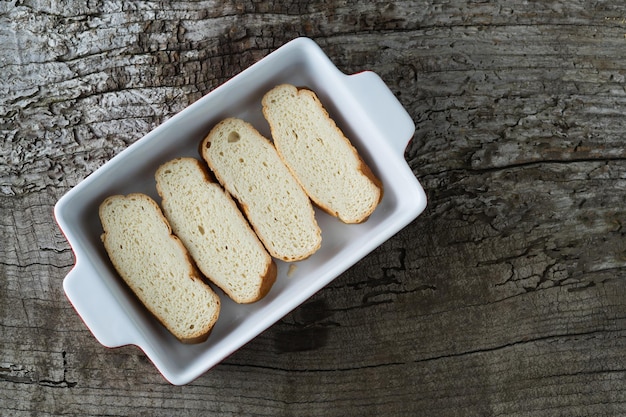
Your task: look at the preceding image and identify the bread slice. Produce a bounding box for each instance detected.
[155,157,277,303]
[262,84,383,224]
[201,117,321,262]
[99,193,220,344]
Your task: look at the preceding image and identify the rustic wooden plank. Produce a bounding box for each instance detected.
[2,0,626,415]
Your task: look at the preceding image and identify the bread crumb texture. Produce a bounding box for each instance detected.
[156,158,276,303]
[202,118,321,262]
[262,84,382,223]
[99,193,220,343]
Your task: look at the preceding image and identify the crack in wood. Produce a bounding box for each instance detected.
[0,352,76,388]
[232,329,622,375]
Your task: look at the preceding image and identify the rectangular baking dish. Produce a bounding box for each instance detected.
[54,37,427,385]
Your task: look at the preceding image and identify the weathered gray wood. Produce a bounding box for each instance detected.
[2,0,626,415]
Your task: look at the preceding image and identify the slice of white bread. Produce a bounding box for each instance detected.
[99,193,220,344]
[262,84,383,224]
[155,157,277,303]
[201,117,321,262]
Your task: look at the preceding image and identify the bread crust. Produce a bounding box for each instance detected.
[262,84,383,224]
[202,118,322,262]
[99,193,220,344]
[155,157,277,303]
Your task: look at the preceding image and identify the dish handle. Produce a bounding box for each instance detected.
[344,71,416,155]
[63,259,138,348]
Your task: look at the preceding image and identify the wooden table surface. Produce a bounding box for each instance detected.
[3,1,626,415]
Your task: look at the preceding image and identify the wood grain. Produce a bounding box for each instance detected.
[2,0,626,415]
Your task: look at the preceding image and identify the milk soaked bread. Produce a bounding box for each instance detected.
[201,117,321,262]
[155,157,277,303]
[99,193,220,344]
[262,84,383,224]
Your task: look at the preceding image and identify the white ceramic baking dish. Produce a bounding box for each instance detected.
[54,37,427,385]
